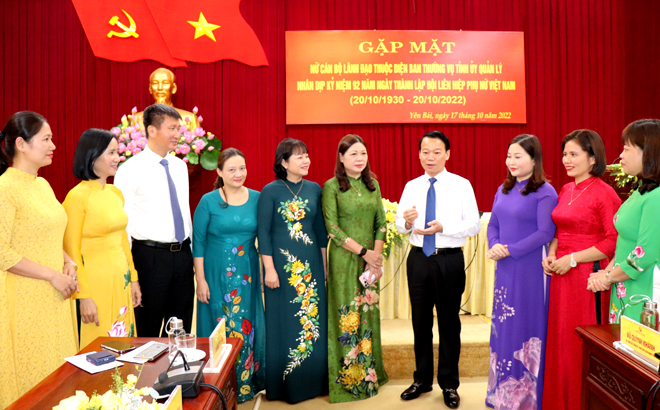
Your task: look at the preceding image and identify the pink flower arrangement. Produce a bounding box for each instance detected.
[192,139,206,153]
[113,106,220,170]
[184,131,194,143]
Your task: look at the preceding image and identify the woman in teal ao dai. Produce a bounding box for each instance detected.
[589,120,660,322]
[321,135,389,402]
[193,148,264,403]
[257,138,328,404]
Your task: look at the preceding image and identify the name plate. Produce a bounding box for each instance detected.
[621,315,660,365]
[162,385,182,410]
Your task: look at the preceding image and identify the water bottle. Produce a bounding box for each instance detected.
[166,317,185,361]
[641,301,659,331]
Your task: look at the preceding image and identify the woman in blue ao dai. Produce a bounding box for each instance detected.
[486,135,557,409]
[193,148,265,403]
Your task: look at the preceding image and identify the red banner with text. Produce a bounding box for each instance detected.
[286,31,526,124]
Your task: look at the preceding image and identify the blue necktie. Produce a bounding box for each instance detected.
[423,177,437,257]
[160,159,185,244]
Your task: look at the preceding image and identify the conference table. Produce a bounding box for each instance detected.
[7,337,242,410]
[577,324,660,409]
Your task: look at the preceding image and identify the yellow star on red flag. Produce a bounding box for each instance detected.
[188,12,220,42]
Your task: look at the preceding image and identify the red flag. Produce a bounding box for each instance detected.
[71,0,186,67]
[145,0,269,66]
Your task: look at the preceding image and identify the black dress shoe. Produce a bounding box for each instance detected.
[400,382,432,400]
[443,388,460,409]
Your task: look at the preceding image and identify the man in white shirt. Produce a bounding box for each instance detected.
[395,131,481,409]
[114,104,194,337]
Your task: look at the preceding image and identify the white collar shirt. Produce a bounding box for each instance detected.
[395,169,481,248]
[114,146,192,243]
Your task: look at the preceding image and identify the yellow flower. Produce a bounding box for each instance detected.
[286,212,295,221]
[296,283,307,295]
[292,260,305,274]
[359,338,373,355]
[386,213,395,223]
[293,222,302,232]
[300,316,307,325]
[339,311,360,334]
[298,343,307,352]
[309,304,319,317]
[53,391,90,410]
[126,374,138,387]
[288,273,302,286]
[99,390,121,409]
[298,210,306,219]
[338,364,367,389]
[289,202,299,212]
[138,387,152,396]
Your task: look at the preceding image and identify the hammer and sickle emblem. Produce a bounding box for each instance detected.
[107,10,139,38]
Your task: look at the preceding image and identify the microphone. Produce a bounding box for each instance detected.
[174,349,191,371]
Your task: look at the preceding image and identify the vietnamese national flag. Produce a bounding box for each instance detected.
[72,0,187,67]
[145,0,269,66]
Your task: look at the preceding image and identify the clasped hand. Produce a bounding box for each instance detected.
[51,263,78,299]
[587,270,611,293]
[362,250,384,282]
[487,244,510,261]
[403,206,443,235]
[542,255,572,276]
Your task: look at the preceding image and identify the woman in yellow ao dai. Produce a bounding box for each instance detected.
[0,111,78,407]
[63,129,142,348]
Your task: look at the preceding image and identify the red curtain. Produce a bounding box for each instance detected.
[1,0,657,212]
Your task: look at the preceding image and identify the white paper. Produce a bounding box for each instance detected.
[117,340,160,364]
[65,351,124,374]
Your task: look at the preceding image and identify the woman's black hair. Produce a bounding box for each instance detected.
[334,134,376,192]
[622,119,660,194]
[501,134,548,195]
[213,148,247,209]
[273,138,309,180]
[0,111,48,176]
[72,128,116,180]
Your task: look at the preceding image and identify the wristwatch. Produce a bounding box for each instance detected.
[359,247,368,257]
[65,260,78,271]
[569,253,577,268]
